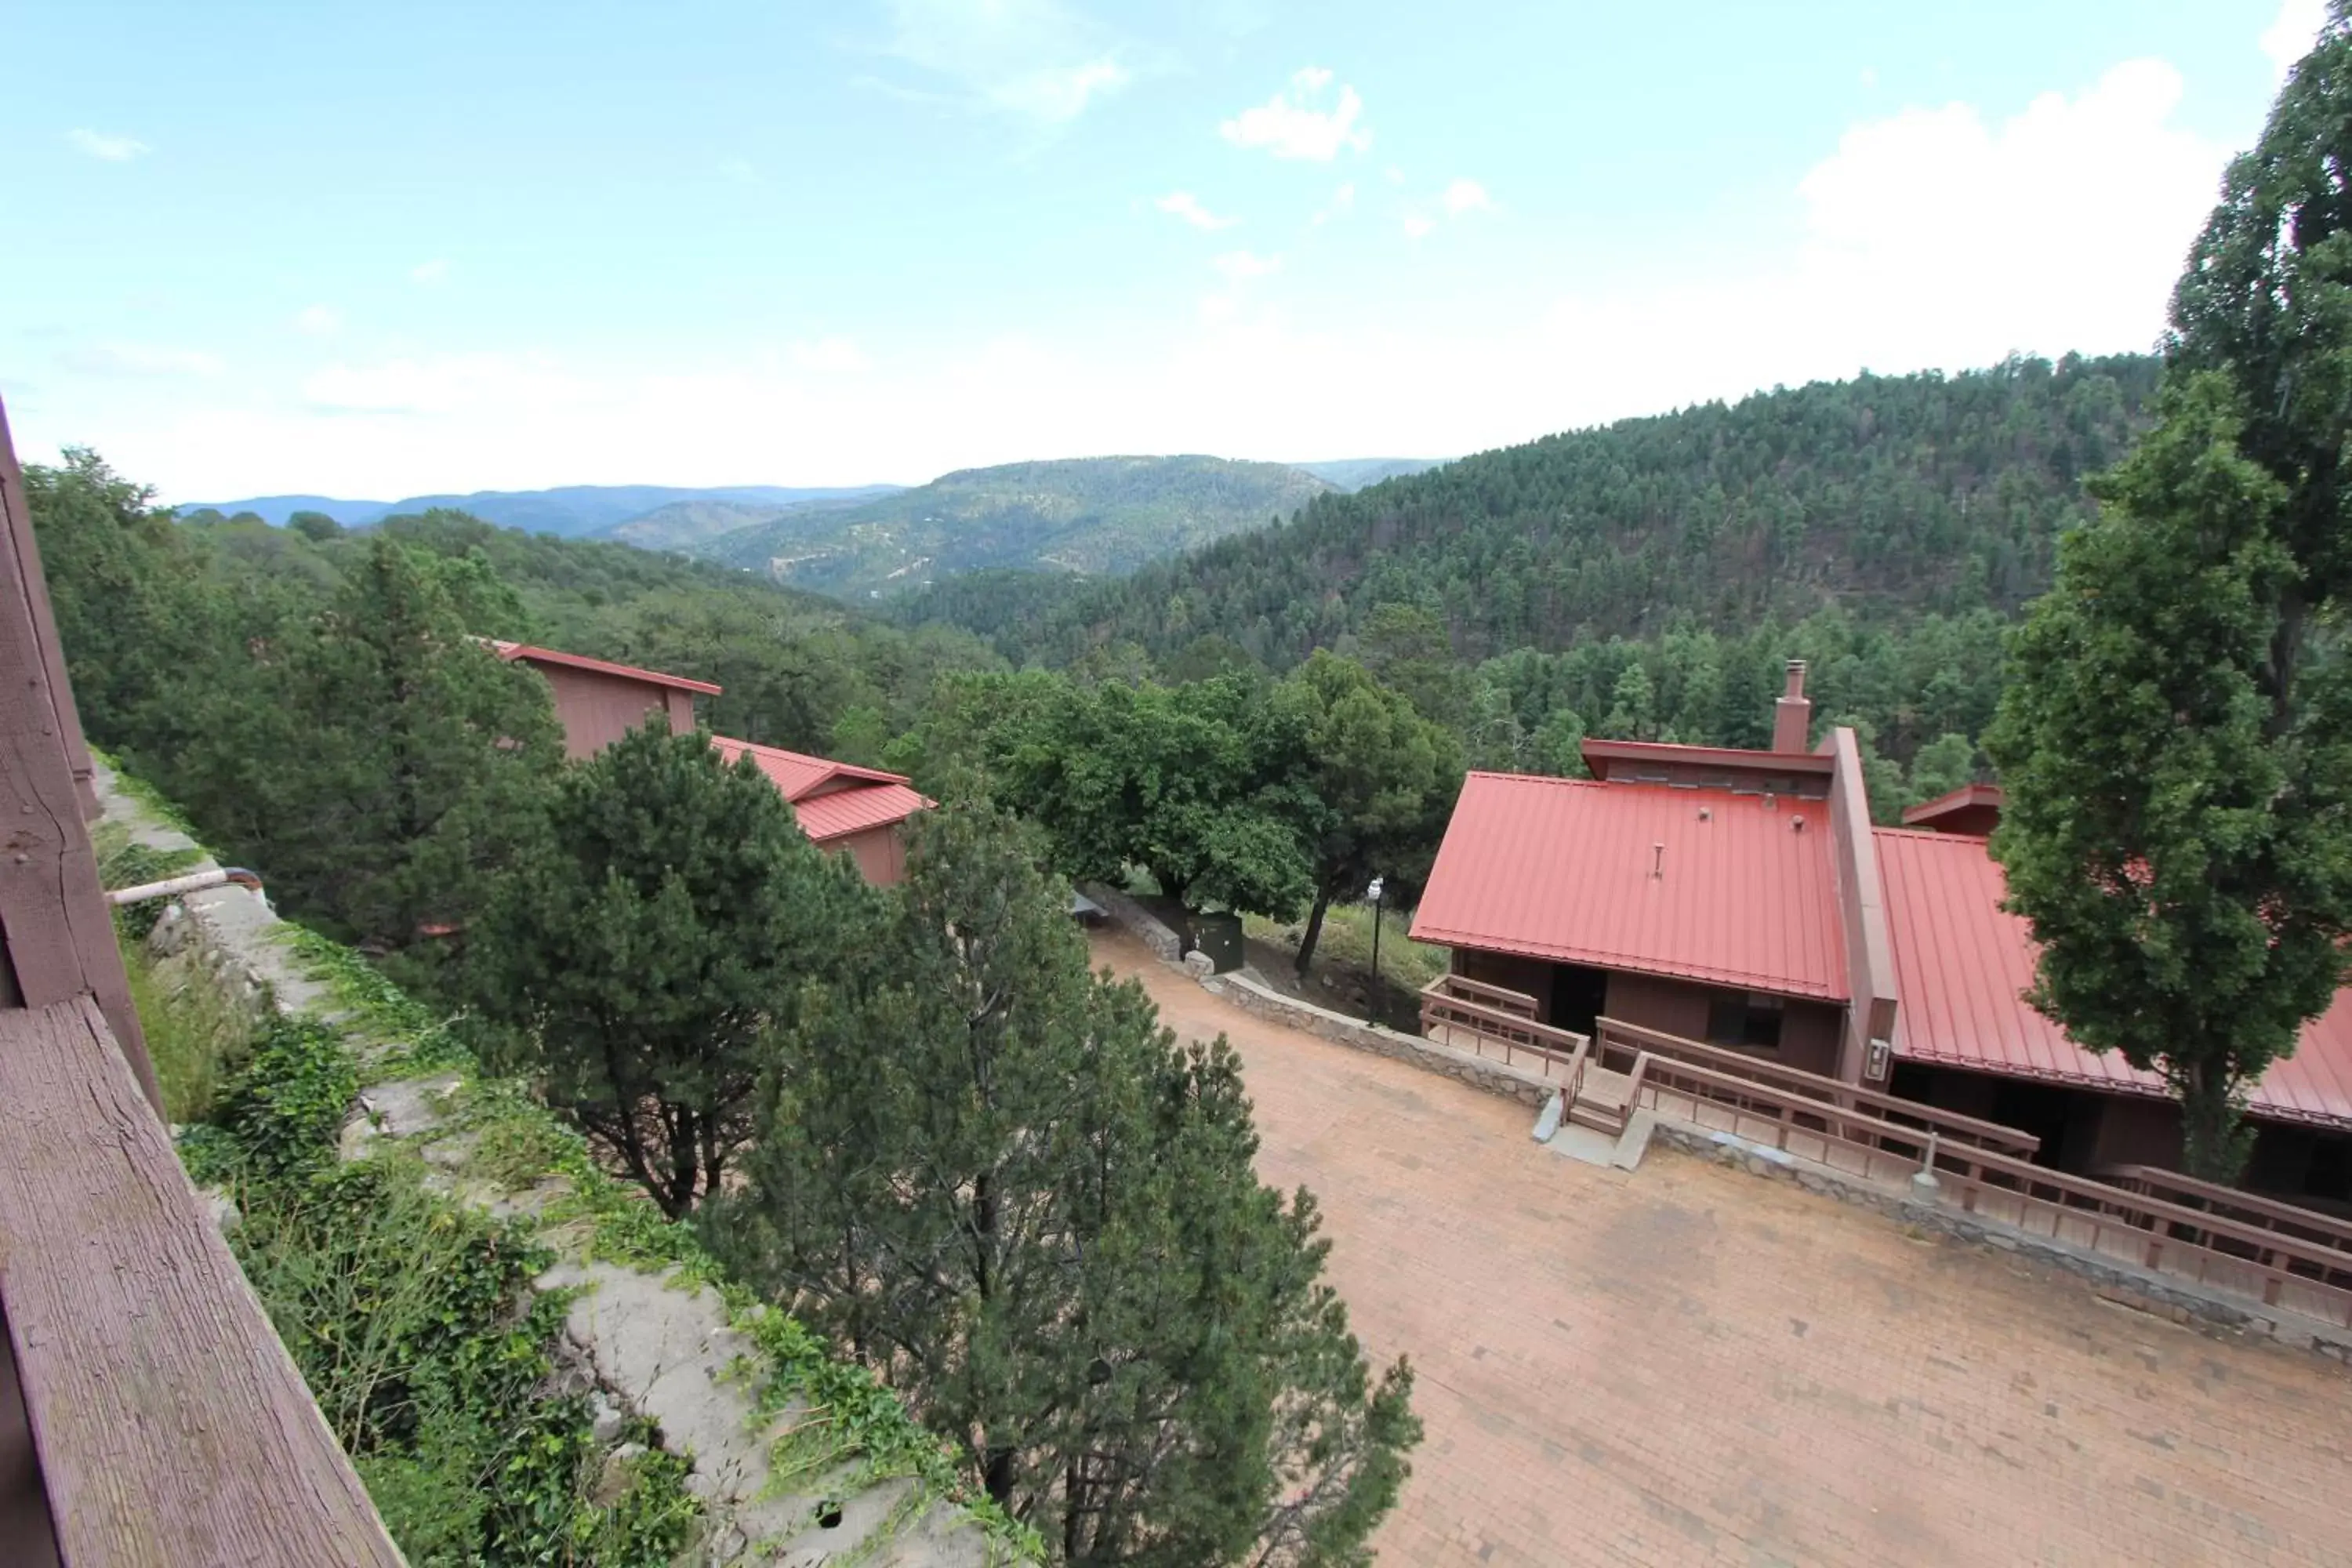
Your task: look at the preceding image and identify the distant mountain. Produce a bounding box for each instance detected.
[185,493,395,527]
[183,483,901,539]
[1290,458,1446,492]
[902,355,2163,670]
[689,456,1334,597]
[596,493,889,552]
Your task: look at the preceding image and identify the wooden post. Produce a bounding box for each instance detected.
[0,395,158,1112]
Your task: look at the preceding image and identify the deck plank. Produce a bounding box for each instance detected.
[0,996,401,1568]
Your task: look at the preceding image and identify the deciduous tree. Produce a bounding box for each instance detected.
[1280,652,1464,977]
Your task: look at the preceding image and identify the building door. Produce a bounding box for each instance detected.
[1550,964,1610,1038]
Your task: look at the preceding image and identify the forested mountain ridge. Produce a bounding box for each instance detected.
[1292,457,1446,491]
[900,354,2162,670]
[185,482,902,536]
[690,454,1334,597]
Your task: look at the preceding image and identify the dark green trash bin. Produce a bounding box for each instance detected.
[1187,910,1245,974]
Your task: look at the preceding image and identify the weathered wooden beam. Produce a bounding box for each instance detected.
[0,394,155,1109]
[0,996,403,1567]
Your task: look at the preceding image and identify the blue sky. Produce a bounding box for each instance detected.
[0,1,2325,502]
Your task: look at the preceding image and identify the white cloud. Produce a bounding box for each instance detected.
[295,305,343,337]
[1443,178,1494,216]
[1401,213,1435,240]
[1539,58,2226,423]
[1311,180,1356,226]
[67,129,149,161]
[51,53,2239,512]
[2263,0,2329,80]
[879,0,1129,124]
[303,353,595,416]
[1220,66,1370,161]
[1156,191,1238,231]
[410,259,451,285]
[719,157,758,183]
[57,343,223,379]
[1210,249,1281,281]
[790,336,869,373]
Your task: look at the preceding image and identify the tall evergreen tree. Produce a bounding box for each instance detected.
[710,800,1417,1563]
[1988,10,2352,1179]
[466,723,875,1217]
[171,537,563,950]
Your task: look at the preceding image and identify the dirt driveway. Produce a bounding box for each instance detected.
[1094,931,2352,1567]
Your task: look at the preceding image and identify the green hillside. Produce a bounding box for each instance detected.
[899,354,2162,668]
[691,455,1332,597]
[605,497,810,550]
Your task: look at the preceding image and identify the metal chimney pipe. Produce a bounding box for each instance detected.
[1773,659,1813,754]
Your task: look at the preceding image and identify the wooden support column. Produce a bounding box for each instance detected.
[0,395,156,1111]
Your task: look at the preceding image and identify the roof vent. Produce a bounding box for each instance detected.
[1651,841,1664,879]
[1791,814,1807,833]
[1697,807,1711,822]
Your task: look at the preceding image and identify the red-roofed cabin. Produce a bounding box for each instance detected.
[490,640,721,760]
[494,641,927,885]
[712,736,931,887]
[1414,662,1893,1086]
[1414,660,2352,1212]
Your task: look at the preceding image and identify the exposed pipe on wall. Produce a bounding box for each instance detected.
[103,867,263,907]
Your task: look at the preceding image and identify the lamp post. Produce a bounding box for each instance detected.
[1366,876,1385,1027]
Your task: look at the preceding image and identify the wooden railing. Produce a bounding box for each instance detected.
[1432,973,1541,1020]
[1613,1051,1980,1185]
[1592,1017,2041,1158]
[1944,1146,2352,1330]
[1419,978,1588,1088]
[2097,1165,2352,1263]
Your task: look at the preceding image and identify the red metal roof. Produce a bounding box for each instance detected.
[1579,737,1834,777]
[1410,773,1849,1000]
[1899,782,2005,830]
[709,735,929,842]
[710,735,912,802]
[1875,826,2352,1129]
[791,782,931,842]
[488,639,723,696]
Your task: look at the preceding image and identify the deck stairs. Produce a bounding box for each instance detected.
[1565,1065,1635,1135]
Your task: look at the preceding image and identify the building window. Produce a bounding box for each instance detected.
[1708,990,1784,1051]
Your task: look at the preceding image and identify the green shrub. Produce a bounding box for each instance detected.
[211,1014,358,1179]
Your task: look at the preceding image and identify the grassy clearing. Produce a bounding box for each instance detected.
[1246,902,1450,992]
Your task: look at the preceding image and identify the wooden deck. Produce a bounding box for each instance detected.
[1421,973,2352,1332]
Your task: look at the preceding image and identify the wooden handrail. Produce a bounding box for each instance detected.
[1422,973,1541,1019]
[1418,988,1588,1080]
[1595,1016,2040,1156]
[2096,1164,2352,1258]
[0,997,403,1564]
[1624,1053,1957,1161]
[1940,1145,2352,1326]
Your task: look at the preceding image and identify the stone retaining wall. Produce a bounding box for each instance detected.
[96,760,1007,1565]
[1210,971,1559,1108]
[1077,882,1185,964]
[1649,1122,2352,1360]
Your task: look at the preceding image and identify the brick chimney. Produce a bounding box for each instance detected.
[1773,659,1812,754]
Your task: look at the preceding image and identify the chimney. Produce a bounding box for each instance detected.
[1773,659,1812,754]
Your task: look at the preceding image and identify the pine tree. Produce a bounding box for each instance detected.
[710,800,1418,1563]
[1988,11,2352,1180]
[171,537,562,950]
[465,722,877,1216]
